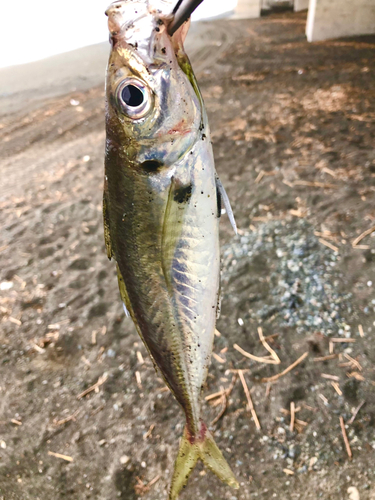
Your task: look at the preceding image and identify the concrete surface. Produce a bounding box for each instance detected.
[234,0,261,18]
[306,0,375,42]
[294,0,309,11]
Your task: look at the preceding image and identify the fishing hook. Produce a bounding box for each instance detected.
[168,0,205,35]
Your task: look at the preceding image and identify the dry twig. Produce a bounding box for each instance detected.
[314,354,337,362]
[352,225,375,247]
[318,394,328,405]
[283,468,294,475]
[143,424,155,440]
[261,352,308,383]
[48,451,73,462]
[321,373,340,381]
[77,373,108,400]
[134,475,161,496]
[205,375,237,404]
[233,328,280,365]
[238,370,261,430]
[331,382,342,396]
[210,386,228,426]
[212,352,226,363]
[319,238,339,252]
[54,409,79,426]
[293,180,337,189]
[10,419,22,426]
[290,402,295,432]
[339,416,352,459]
[258,327,280,363]
[347,401,365,425]
[347,371,365,381]
[137,351,145,365]
[135,371,143,389]
[233,344,277,364]
[344,353,362,371]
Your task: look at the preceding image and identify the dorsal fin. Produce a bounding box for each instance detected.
[103,180,113,260]
[215,176,237,235]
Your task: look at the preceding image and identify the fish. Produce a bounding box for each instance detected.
[103,1,238,498]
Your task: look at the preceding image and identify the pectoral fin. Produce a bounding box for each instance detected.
[216,176,237,235]
[161,176,191,291]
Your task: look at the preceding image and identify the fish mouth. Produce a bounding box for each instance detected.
[105,1,176,37]
[105,0,204,43]
[105,1,177,63]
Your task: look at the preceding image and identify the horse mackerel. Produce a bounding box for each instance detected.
[103,1,238,497]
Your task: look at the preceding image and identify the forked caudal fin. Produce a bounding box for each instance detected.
[170,422,239,499]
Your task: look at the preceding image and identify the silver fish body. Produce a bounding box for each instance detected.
[103,1,238,497]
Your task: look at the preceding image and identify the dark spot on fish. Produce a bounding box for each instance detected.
[216,184,222,218]
[155,27,160,32]
[202,134,206,140]
[141,160,163,173]
[161,47,166,54]
[174,184,192,204]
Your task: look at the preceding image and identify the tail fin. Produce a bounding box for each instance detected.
[170,423,239,499]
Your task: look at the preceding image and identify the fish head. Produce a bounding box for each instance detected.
[105,0,202,168]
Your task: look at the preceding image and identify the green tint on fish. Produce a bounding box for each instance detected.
[103,1,238,497]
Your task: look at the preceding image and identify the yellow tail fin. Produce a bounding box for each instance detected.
[170,423,239,499]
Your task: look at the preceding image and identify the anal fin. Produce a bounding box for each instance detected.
[116,265,133,320]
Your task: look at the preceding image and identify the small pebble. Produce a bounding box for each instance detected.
[120,455,130,465]
[0,281,13,291]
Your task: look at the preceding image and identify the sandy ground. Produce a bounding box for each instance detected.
[1,10,375,500]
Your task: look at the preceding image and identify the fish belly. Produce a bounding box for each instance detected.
[106,143,219,433]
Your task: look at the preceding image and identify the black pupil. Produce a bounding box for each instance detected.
[122,85,144,107]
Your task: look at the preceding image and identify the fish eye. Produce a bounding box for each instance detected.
[116,78,152,119]
[122,85,144,106]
